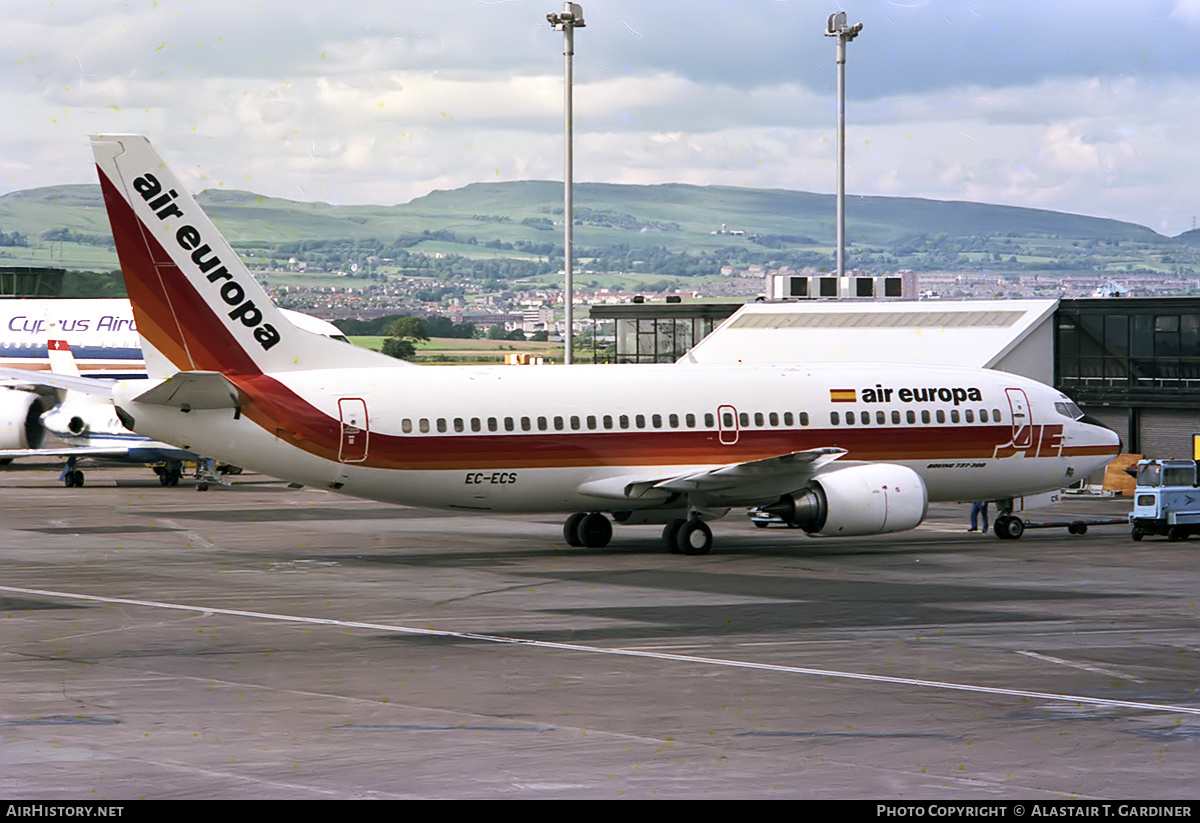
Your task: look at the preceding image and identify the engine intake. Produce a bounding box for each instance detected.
[0,391,50,450]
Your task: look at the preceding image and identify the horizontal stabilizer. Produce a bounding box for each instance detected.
[133,371,240,411]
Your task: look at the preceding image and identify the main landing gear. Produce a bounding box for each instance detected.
[59,457,84,488]
[662,518,713,555]
[560,512,714,555]
[563,512,613,548]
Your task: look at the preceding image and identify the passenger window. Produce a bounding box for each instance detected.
[950,409,959,423]
[705,413,714,427]
[936,410,945,424]
[860,411,870,425]
[454,417,465,433]
[799,412,809,426]
[402,418,413,433]
[619,414,629,429]
[554,416,564,431]
[830,411,840,425]
[739,412,750,427]
[488,417,498,432]
[769,412,779,426]
[437,418,447,433]
[845,412,855,425]
[921,410,930,424]
[635,414,646,429]
[537,416,548,431]
[686,413,696,427]
[504,417,515,432]
[471,418,482,432]
[521,416,532,431]
[964,409,974,423]
[570,416,580,430]
[783,412,793,426]
[722,412,734,427]
[876,411,885,425]
[979,409,988,423]
[992,408,1002,421]
[652,414,662,428]
[603,415,613,429]
[669,413,679,428]
[754,412,764,427]
[419,418,430,433]
[907,410,915,424]
[586,415,597,430]
[891,410,900,424]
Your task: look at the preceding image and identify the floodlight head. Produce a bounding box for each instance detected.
[548,2,585,30]
[825,10,862,40]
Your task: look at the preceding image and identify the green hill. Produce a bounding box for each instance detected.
[0,179,1176,276]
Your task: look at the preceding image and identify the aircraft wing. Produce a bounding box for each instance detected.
[0,367,117,397]
[576,447,846,504]
[0,445,134,459]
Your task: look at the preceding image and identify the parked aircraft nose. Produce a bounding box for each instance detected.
[1082,414,1122,454]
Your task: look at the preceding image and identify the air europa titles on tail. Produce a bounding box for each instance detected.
[91,133,1120,556]
[132,173,280,350]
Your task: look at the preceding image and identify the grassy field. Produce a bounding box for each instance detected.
[350,335,559,364]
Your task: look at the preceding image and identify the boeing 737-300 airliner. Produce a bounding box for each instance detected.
[88,134,1120,553]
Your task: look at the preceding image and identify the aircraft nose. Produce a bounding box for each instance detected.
[1081,413,1123,453]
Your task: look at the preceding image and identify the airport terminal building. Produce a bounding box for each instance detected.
[590,295,1200,461]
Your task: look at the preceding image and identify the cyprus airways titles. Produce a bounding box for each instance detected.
[90,133,1119,555]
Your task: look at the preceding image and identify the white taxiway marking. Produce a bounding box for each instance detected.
[1016,649,1147,683]
[5,584,1198,717]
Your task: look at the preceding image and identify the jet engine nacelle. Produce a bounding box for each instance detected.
[0,390,50,450]
[764,463,928,537]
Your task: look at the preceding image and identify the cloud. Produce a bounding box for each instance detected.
[4,1,1200,234]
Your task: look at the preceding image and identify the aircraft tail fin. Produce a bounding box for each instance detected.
[89,134,389,379]
[46,340,82,377]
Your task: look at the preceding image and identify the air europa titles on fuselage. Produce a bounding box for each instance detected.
[132,172,280,351]
[857,384,984,406]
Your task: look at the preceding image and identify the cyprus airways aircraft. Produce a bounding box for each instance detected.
[90,134,1119,553]
[0,340,198,487]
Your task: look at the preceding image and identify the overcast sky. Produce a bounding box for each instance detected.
[5,0,1200,236]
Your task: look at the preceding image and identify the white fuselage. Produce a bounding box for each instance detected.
[116,361,1119,515]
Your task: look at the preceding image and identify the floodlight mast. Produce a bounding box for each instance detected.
[825,10,862,280]
[547,3,585,364]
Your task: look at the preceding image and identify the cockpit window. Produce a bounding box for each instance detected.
[1054,401,1084,420]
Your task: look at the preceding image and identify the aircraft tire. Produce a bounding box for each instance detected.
[994,515,1024,540]
[563,512,586,547]
[662,519,686,553]
[577,513,612,548]
[676,519,713,556]
[1003,516,1024,540]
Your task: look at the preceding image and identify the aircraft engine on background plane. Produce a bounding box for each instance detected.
[763,464,928,536]
[0,391,50,451]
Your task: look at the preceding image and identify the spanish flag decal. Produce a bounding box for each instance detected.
[830,388,857,403]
